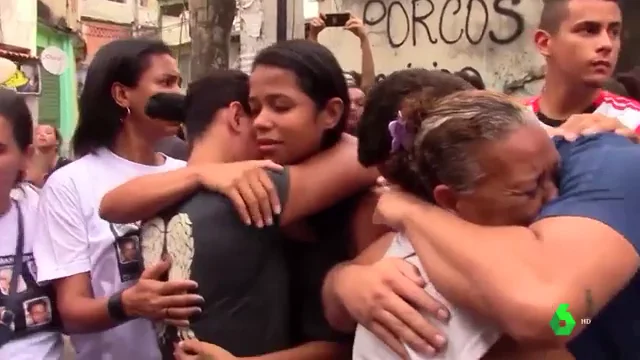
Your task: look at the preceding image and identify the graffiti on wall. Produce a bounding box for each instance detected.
[362,0,525,48]
[374,62,482,81]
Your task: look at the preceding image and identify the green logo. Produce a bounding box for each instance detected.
[550,303,576,336]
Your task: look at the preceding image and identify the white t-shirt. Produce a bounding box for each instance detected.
[34,148,185,360]
[353,234,500,360]
[1,185,64,360]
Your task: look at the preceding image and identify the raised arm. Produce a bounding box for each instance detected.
[344,15,375,93]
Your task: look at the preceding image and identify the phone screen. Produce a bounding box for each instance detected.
[324,13,350,27]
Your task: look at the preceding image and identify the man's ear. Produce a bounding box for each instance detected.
[227,101,247,134]
[319,97,344,130]
[534,29,552,58]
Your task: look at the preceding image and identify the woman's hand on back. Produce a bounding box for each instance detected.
[334,259,450,357]
[196,160,284,227]
[122,257,203,326]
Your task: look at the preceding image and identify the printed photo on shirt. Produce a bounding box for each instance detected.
[110,222,143,282]
[117,236,140,264]
[24,296,52,327]
[0,266,27,295]
[0,307,15,331]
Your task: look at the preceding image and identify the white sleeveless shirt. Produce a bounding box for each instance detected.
[352,234,500,360]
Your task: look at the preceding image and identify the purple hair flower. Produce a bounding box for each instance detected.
[388,111,411,153]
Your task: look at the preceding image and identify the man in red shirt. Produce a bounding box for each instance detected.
[526,0,640,132]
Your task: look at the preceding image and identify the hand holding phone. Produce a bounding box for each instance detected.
[324,13,351,27]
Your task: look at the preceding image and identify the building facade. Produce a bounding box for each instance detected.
[0,0,39,116]
[37,0,82,144]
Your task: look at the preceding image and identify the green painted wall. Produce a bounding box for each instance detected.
[36,23,78,145]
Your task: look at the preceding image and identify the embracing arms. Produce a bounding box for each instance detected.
[377,189,639,346]
[34,174,201,333]
[100,135,378,226]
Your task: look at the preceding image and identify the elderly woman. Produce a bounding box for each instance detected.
[323,74,640,359]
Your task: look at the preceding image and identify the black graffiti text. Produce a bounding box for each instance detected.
[363,0,525,48]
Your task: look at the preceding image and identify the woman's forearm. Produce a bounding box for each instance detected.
[55,275,121,333]
[321,262,358,332]
[99,166,201,223]
[399,203,568,345]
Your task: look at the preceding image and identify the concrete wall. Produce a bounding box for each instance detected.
[318,0,545,95]
[81,20,132,62]
[39,0,80,30]
[81,0,159,26]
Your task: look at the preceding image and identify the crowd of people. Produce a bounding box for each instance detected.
[0,0,638,359]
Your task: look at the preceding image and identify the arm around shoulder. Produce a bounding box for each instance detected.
[281,135,378,226]
[99,165,201,223]
[401,205,640,346]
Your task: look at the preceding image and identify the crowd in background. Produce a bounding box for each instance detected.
[0,1,639,360]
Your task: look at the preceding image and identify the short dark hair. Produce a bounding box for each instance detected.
[72,39,172,157]
[356,69,473,199]
[539,0,619,34]
[357,68,473,167]
[539,0,570,34]
[253,40,349,149]
[184,69,250,143]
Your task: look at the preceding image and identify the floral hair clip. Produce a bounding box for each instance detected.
[388,111,412,153]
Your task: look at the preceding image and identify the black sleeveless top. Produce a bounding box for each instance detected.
[284,193,363,345]
[0,200,61,347]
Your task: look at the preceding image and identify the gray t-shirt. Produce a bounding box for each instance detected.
[140,169,290,358]
[155,136,188,161]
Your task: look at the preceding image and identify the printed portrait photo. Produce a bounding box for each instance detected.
[0,266,27,295]
[0,307,15,331]
[117,236,140,264]
[24,297,52,327]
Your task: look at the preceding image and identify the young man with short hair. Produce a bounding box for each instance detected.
[528,0,640,131]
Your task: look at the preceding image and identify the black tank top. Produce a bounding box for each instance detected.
[285,193,363,344]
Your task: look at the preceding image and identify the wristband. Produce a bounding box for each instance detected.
[107,290,130,322]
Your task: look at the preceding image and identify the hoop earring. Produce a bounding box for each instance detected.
[121,107,131,123]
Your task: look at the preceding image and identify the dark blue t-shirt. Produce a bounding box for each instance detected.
[538,133,640,359]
